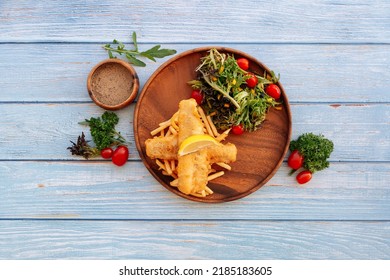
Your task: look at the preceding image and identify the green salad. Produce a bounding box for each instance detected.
[188,48,282,133]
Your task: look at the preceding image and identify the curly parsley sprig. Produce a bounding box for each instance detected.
[103,32,177,67]
[289,133,334,173]
[68,112,128,159]
[79,111,127,151]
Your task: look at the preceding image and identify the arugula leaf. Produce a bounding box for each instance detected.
[126,53,146,67]
[141,45,177,59]
[103,32,176,67]
[132,31,138,51]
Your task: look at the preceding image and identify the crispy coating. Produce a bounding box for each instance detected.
[145,138,236,164]
[177,149,210,195]
[144,98,237,196]
[177,99,209,194]
[145,135,177,160]
[206,143,237,163]
[177,98,205,144]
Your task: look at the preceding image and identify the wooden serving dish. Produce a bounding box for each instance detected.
[134,47,292,202]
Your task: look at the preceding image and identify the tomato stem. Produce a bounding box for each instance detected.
[289,169,297,176]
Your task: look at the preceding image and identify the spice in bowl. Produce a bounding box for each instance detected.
[87,59,139,110]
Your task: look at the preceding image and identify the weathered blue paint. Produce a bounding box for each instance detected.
[0,0,389,260]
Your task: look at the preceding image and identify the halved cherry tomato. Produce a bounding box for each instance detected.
[112,146,129,166]
[231,124,244,135]
[266,84,281,100]
[245,74,258,88]
[190,89,203,105]
[236,58,249,70]
[296,170,312,184]
[100,147,114,159]
[288,150,304,170]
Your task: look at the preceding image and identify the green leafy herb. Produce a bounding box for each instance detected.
[67,132,99,159]
[188,48,280,131]
[79,111,127,151]
[103,31,177,67]
[289,133,334,173]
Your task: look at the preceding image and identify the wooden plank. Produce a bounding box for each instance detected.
[0,161,389,220]
[0,0,389,43]
[0,220,388,259]
[0,103,388,161]
[0,44,389,103]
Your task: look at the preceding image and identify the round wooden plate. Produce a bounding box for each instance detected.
[134,47,292,203]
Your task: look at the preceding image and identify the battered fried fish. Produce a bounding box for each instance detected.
[145,134,177,160]
[146,137,237,163]
[145,98,237,197]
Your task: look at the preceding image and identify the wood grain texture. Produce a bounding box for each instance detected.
[0,103,388,161]
[0,44,389,103]
[0,162,389,220]
[0,0,389,43]
[0,220,389,259]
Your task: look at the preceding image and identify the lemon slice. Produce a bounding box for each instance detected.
[178,134,219,156]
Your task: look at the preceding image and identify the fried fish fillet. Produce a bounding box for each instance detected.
[176,143,237,195]
[206,143,237,163]
[177,149,209,194]
[144,98,237,196]
[176,99,209,194]
[145,137,236,163]
[177,98,204,143]
[145,134,178,160]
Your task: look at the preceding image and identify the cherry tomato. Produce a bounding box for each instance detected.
[100,147,114,159]
[245,74,258,88]
[190,89,203,105]
[112,146,129,166]
[288,150,304,170]
[296,170,312,184]
[266,84,281,100]
[231,124,244,135]
[236,58,249,70]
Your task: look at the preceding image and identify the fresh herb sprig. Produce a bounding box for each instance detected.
[67,132,99,159]
[79,111,127,151]
[68,112,128,159]
[103,32,177,67]
[289,133,334,173]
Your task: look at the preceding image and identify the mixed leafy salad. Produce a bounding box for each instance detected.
[188,48,282,133]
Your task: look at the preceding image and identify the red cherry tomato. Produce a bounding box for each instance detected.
[100,147,114,159]
[288,150,304,170]
[231,124,244,135]
[236,58,249,70]
[245,74,258,88]
[190,89,203,105]
[296,170,312,184]
[266,84,281,100]
[112,146,129,166]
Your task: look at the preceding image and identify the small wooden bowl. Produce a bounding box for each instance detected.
[87,59,139,110]
[134,47,292,203]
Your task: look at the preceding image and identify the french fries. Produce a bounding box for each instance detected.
[149,106,232,198]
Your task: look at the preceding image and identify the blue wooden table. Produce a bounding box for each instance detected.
[0,0,389,259]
